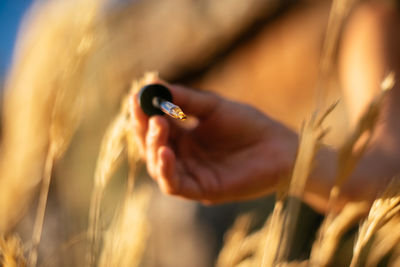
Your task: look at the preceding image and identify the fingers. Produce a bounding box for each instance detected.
[158,147,205,200]
[130,95,149,156]
[130,80,220,156]
[144,128,205,200]
[157,146,178,193]
[145,116,169,177]
[130,80,217,200]
[167,84,221,120]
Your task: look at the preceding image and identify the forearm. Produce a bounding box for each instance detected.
[304,142,399,213]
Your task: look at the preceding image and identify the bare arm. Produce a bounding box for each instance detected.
[305,2,400,211]
[130,3,400,212]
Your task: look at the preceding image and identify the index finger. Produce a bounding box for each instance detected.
[167,84,221,120]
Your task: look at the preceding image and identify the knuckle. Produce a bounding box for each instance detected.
[159,182,179,195]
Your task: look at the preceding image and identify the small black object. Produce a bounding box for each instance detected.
[138,84,173,116]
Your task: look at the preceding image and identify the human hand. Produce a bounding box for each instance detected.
[131,82,298,203]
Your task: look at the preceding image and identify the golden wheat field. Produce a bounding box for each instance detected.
[0,0,400,266]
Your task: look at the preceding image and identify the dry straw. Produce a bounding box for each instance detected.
[311,72,395,267]
[86,73,156,266]
[25,0,103,265]
[271,103,334,265]
[258,199,285,266]
[0,235,27,267]
[366,214,400,267]
[1,0,400,265]
[216,213,254,267]
[98,186,151,267]
[350,178,400,267]
[0,0,105,265]
[0,0,95,234]
[218,71,398,267]
[217,103,335,267]
[86,110,129,267]
[316,0,358,106]
[310,201,369,266]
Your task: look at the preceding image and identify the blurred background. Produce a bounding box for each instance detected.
[0,0,355,266]
[0,0,32,78]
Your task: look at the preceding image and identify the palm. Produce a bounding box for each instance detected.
[168,101,296,202]
[132,84,297,203]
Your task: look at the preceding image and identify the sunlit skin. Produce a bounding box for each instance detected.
[132,84,298,204]
[131,2,400,212]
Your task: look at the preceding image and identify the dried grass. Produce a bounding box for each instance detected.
[271,104,334,264]
[0,235,27,267]
[216,213,254,267]
[218,80,399,267]
[98,186,151,267]
[86,73,155,266]
[310,201,369,266]
[1,0,399,265]
[366,214,400,267]
[332,72,393,200]
[86,111,129,267]
[310,73,394,267]
[0,0,105,265]
[317,0,358,106]
[217,103,336,267]
[350,178,400,267]
[0,0,101,234]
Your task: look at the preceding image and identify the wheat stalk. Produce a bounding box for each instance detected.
[366,214,400,267]
[0,235,27,267]
[25,1,102,265]
[350,177,400,267]
[310,201,369,266]
[216,213,254,267]
[272,103,334,264]
[316,0,358,106]
[86,72,156,266]
[258,199,285,267]
[98,186,151,267]
[27,145,56,267]
[310,72,395,267]
[86,107,129,267]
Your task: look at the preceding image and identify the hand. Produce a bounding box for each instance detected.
[131,82,298,204]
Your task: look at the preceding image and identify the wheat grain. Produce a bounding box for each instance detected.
[310,201,369,266]
[0,235,27,267]
[259,200,285,267]
[0,0,99,234]
[216,213,254,267]
[366,214,400,267]
[350,177,400,267]
[87,72,156,266]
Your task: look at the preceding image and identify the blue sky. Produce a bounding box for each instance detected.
[0,0,33,77]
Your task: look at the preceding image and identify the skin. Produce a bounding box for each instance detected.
[131,2,400,212]
[132,84,298,204]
